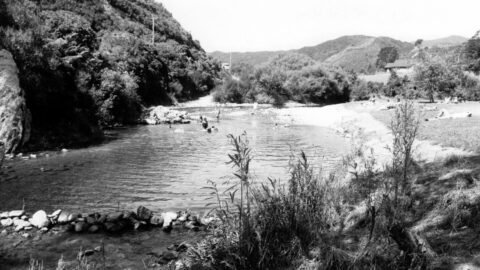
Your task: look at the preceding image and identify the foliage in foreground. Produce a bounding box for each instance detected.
[182,102,442,269]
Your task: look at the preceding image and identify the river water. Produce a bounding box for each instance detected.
[0,107,349,269]
[0,107,348,214]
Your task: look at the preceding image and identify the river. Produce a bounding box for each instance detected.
[0,107,348,214]
[0,106,350,269]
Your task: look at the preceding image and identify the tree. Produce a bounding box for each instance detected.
[376,47,399,69]
[413,61,460,102]
[464,31,480,74]
[414,39,423,47]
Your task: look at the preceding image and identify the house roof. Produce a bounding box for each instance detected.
[385,59,415,69]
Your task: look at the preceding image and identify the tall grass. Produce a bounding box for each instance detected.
[190,133,348,269]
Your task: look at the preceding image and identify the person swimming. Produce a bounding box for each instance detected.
[201,118,208,129]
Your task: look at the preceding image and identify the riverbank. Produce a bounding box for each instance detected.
[274,100,473,168]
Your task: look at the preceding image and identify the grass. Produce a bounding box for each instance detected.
[370,109,480,153]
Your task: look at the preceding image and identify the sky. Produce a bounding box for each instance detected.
[158,0,480,53]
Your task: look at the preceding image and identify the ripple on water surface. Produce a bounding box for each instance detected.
[0,109,348,213]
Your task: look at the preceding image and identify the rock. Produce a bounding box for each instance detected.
[177,212,189,222]
[162,250,178,261]
[30,210,50,228]
[86,216,96,224]
[21,215,28,221]
[129,218,146,230]
[0,212,8,219]
[58,212,75,224]
[104,222,116,232]
[23,226,32,230]
[0,50,31,154]
[1,218,12,227]
[40,227,49,233]
[74,221,89,233]
[187,215,197,222]
[88,224,100,233]
[161,212,178,229]
[122,210,136,220]
[185,221,199,231]
[199,217,216,226]
[48,209,62,219]
[94,246,103,252]
[22,233,30,238]
[1,229,6,235]
[137,206,153,221]
[61,148,68,153]
[106,212,123,223]
[13,219,30,231]
[8,210,25,218]
[150,215,164,226]
[97,214,107,224]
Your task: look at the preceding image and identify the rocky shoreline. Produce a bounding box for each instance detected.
[0,206,217,267]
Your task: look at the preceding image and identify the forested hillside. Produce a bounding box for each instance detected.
[210,35,413,73]
[0,0,220,151]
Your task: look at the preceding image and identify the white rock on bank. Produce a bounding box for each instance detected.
[8,210,25,218]
[161,212,178,228]
[14,220,31,231]
[30,210,50,228]
[48,209,62,219]
[0,212,8,219]
[0,218,13,227]
[57,212,75,223]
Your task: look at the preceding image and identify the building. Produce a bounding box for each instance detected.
[384,59,415,74]
[221,63,231,71]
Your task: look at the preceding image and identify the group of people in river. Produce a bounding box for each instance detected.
[200,116,218,133]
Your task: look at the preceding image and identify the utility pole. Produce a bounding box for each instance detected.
[152,16,155,45]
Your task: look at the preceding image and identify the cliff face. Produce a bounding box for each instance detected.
[0,49,30,153]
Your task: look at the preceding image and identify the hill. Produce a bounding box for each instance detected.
[422,35,468,48]
[0,0,220,152]
[209,35,414,73]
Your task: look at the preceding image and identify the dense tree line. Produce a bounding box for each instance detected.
[0,0,220,150]
[214,53,354,106]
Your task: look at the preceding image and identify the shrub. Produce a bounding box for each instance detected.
[189,133,346,269]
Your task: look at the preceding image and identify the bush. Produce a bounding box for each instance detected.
[351,79,385,101]
[188,133,346,269]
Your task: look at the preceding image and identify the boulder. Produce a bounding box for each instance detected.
[0,218,12,227]
[8,210,25,218]
[74,221,89,233]
[161,212,178,230]
[0,212,8,219]
[106,212,123,223]
[137,206,153,221]
[162,250,178,261]
[88,224,100,233]
[85,216,96,224]
[48,209,62,219]
[177,212,189,222]
[58,212,75,224]
[0,50,31,154]
[150,215,164,226]
[30,210,50,228]
[14,220,31,231]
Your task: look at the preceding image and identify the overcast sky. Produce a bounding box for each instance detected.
[159,0,480,52]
